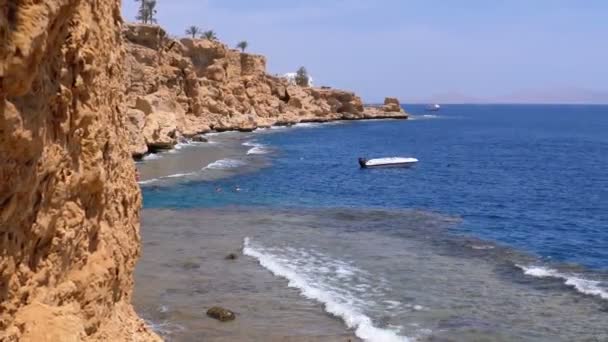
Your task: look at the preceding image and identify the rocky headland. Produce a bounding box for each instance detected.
[122,24,408,158]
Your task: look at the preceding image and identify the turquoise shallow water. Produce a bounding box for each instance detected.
[137,105,608,341]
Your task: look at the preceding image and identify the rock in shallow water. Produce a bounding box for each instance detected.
[191,135,208,142]
[225,253,238,260]
[207,306,236,321]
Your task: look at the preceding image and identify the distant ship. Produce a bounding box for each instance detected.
[425,104,441,112]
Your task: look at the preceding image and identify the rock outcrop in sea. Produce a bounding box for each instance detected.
[0,1,159,341]
[123,24,408,158]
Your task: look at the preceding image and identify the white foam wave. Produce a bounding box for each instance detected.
[142,153,161,161]
[243,238,411,342]
[204,158,246,170]
[270,125,289,130]
[165,172,196,178]
[165,142,190,154]
[517,265,608,300]
[205,131,239,137]
[295,122,323,128]
[471,245,495,250]
[243,141,269,155]
[247,147,268,155]
[138,178,159,185]
[137,172,196,185]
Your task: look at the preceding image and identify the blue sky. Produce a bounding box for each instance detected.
[123,1,608,103]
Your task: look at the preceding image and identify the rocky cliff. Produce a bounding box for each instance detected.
[0,1,159,341]
[123,24,407,157]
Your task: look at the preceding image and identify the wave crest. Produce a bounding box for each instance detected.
[517,265,608,300]
[204,159,246,170]
[243,238,411,342]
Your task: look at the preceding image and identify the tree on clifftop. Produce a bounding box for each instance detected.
[295,67,310,87]
[236,41,248,52]
[136,0,158,24]
[135,0,145,22]
[202,30,218,41]
[186,26,201,39]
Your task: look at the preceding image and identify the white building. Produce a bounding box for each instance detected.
[282,72,314,87]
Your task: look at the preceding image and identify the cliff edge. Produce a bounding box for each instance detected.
[0,1,159,341]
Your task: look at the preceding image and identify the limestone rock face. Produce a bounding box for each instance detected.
[123,23,405,156]
[362,97,408,118]
[382,97,404,113]
[126,109,148,158]
[0,1,159,341]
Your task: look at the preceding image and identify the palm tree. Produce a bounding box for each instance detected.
[146,0,158,24]
[136,0,157,24]
[236,41,248,52]
[135,0,145,23]
[201,30,217,41]
[185,26,201,39]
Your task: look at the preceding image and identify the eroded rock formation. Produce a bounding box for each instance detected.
[123,24,408,157]
[0,1,159,341]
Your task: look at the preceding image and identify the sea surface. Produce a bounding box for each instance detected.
[134,105,608,341]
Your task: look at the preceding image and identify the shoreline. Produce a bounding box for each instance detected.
[134,112,408,162]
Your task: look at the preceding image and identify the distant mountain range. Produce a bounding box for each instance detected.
[412,87,608,104]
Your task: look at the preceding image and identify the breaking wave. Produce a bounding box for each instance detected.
[517,265,608,300]
[204,158,246,170]
[243,238,411,342]
[243,141,269,155]
[142,153,162,161]
[138,172,197,185]
[138,178,160,185]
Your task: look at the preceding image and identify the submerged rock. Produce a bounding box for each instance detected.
[191,135,208,142]
[225,253,238,260]
[207,306,236,322]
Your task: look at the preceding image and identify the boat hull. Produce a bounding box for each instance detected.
[362,162,416,168]
[359,157,418,168]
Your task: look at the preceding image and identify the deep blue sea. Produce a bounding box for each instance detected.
[138,105,608,341]
[144,104,608,270]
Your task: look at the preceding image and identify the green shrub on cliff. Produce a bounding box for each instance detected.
[236,41,248,52]
[295,67,310,87]
[186,26,201,39]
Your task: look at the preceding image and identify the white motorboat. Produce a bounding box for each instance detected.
[358,157,418,168]
[425,104,441,112]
